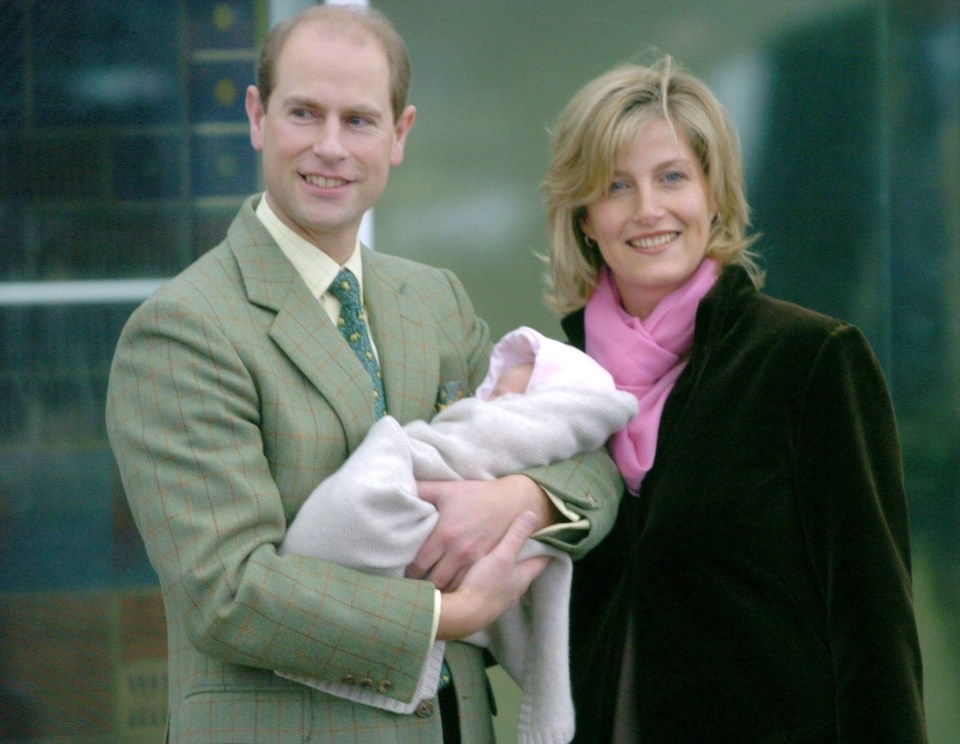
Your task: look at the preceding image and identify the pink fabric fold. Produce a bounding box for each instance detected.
[585,259,719,494]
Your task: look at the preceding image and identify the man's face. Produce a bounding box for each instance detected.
[246,21,415,262]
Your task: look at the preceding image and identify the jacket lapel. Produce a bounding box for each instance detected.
[362,248,439,424]
[228,199,378,451]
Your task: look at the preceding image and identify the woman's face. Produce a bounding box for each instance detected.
[582,117,715,318]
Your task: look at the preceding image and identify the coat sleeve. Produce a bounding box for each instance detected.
[105,293,437,706]
[794,324,926,742]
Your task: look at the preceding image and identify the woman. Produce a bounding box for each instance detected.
[543,56,926,743]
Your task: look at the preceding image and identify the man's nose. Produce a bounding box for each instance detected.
[313,121,348,159]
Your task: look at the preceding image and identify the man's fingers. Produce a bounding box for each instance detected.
[404,539,441,580]
[496,511,538,557]
[416,480,441,506]
[515,555,550,589]
[424,558,457,591]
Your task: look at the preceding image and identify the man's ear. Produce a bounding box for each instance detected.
[390,104,417,166]
[246,85,265,152]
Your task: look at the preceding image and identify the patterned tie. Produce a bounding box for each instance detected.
[329,269,387,418]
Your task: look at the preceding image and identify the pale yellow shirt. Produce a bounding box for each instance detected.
[255,195,378,362]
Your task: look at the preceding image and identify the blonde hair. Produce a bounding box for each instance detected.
[542,55,762,314]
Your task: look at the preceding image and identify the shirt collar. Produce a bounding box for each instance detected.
[255,193,364,300]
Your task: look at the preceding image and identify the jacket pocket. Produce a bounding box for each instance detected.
[176,686,311,743]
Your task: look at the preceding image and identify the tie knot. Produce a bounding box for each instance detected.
[330,269,360,310]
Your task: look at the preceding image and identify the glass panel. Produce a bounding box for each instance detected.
[0,0,262,740]
[887,5,960,737]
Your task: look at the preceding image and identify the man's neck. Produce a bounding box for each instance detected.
[258,193,359,265]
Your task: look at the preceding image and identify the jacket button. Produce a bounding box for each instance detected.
[415,699,434,718]
[359,677,374,690]
[377,679,392,693]
[340,674,355,685]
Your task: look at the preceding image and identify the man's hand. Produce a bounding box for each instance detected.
[435,511,549,641]
[405,474,559,591]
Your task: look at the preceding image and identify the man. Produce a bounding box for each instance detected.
[105,5,620,743]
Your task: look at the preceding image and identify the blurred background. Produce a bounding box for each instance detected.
[0,0,957,740]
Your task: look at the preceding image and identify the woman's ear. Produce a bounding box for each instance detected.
[580,215,594,242]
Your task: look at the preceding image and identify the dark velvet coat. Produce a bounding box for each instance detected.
[563,266,926,743]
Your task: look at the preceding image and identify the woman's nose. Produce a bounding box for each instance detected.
[632,188,664,223]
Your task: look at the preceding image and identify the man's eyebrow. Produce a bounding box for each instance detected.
[346,104,383,118]
[281,94,322,109]
[278,96,386,123]
[344,103,386,121]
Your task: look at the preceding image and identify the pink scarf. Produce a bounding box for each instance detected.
[585,259,719,495]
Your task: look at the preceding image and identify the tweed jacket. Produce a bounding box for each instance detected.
[105,196,621,744]
[564,265,926,743]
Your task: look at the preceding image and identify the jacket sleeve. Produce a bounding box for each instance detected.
[521,449,623,559]
[105,293,437,706]
[794,324,926,742]
[524,308,623,559]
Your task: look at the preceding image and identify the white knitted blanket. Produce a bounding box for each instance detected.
[279,386,636,744]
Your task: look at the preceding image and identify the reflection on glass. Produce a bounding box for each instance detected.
[1,1,254,740]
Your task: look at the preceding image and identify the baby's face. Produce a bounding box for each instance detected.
[489,362,534,399]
